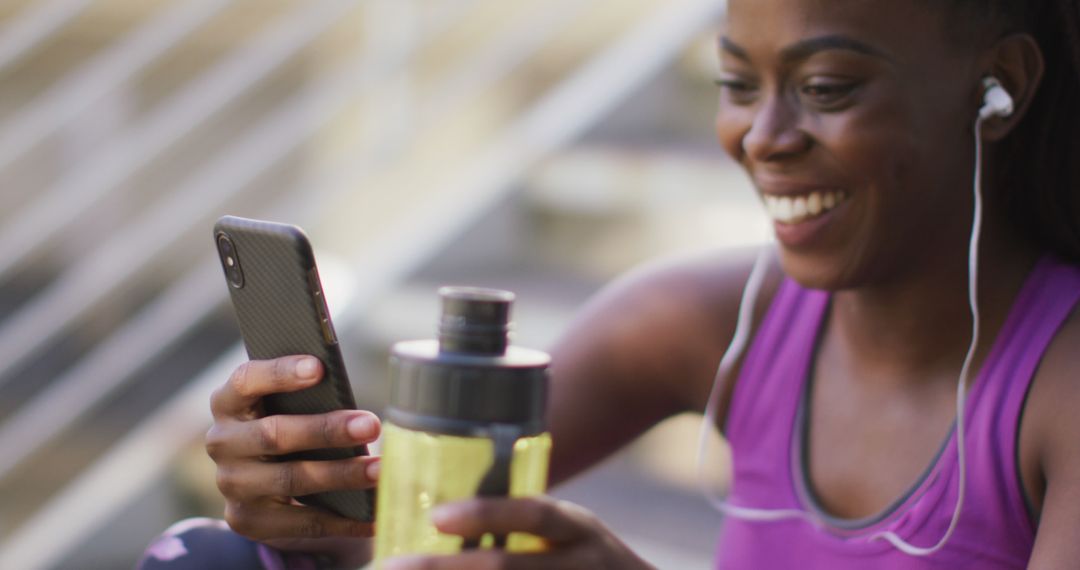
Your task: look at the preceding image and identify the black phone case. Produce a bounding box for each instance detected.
[214,215,374,522]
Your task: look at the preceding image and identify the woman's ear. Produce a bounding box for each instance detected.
[979,33,1044,140]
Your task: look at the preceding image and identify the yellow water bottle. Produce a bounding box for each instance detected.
[373,287,552,565]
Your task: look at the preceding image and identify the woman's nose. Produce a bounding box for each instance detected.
[741,95,810,162]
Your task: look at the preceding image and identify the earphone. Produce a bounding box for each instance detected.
[980,76,1015,120]
[696,77,1014,557]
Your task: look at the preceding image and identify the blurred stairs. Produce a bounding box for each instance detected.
[0,1,743,568]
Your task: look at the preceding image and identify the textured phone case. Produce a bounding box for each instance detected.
[214,215,374,522]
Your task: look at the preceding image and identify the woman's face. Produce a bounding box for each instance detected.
[716,0,985,290]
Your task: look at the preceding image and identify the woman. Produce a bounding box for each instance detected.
[140,0,1080,568]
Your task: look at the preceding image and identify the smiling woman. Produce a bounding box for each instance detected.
[707,0,1080,567]
[141,1,1080,569]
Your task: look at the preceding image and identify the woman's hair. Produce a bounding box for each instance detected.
[943,0,1080,264]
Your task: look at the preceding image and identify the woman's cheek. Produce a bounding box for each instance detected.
[820,113,916,194]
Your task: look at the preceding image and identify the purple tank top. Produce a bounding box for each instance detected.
[716,256,1080,569]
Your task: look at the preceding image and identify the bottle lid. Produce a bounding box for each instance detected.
[438,286,514,355]
[387,287,549,436]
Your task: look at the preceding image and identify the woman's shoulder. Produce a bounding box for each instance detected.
[1027,294,1080,433]
[1028,257,1080,391]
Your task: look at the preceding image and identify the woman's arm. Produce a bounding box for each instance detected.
[544,247,778,486]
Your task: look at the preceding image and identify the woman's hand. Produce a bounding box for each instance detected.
[205,355,381,564]
[384,496,656,570]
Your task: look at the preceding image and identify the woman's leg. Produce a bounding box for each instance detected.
[136,518,325,570]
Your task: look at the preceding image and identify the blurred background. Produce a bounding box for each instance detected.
[0,0,768,567]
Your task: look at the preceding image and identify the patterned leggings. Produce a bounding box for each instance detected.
[136,518,334,570]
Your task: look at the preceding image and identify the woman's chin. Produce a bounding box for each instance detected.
[775,249,862,292]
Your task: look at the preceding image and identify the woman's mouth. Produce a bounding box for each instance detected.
[760,188,851,249]
[762,189,849,224]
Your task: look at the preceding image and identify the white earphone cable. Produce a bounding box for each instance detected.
[866,114,985,556]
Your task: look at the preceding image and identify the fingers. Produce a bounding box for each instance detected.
[211,356,323,419]
[216,456,380,500]
[431,497,596,546]
[385,498,646,570]
[384,498,651,570]
[206,355,383,547]
[207,410,381,460]
[225,500,373,542]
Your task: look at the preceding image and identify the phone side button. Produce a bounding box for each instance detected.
[321,317,338,344]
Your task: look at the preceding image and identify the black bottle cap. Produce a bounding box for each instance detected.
[438,286,514,355]
[387,287,549,437]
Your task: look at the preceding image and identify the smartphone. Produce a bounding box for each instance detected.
[213,215,374,522]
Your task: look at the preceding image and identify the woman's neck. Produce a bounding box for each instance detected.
[828,229,1040,385]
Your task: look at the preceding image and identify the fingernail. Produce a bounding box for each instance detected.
[347,415,375,440]
[365,459,381,481]
[295,357,319,380]
[430,504,459,526]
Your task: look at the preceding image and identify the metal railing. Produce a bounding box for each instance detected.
[0,0,358,280]
[0,0,483,482]
[0,0,94,72]
[0,0,230,175]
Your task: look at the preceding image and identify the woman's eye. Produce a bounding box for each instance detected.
[799,81,858,107]
[715,77,758,103]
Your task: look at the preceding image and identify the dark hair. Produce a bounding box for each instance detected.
[944,1,1080,264]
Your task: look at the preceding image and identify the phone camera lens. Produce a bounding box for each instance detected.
[216,233,244,289]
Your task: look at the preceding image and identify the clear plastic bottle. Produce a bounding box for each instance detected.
[373,287,552,566]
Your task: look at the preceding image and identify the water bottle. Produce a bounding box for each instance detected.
[373,286,552,564]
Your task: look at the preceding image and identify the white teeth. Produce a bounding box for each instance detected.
[763,189,847,223]
[792,196,807,218]
[776,196,793,221]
